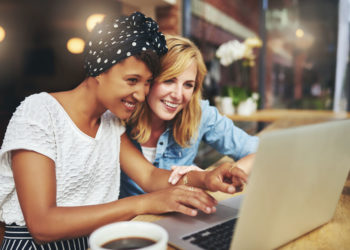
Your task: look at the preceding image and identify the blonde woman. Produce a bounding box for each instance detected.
[121,35,259,198]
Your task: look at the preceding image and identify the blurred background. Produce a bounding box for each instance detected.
[0,0,349,165]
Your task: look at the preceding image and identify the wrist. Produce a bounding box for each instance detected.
[232,162,247,175]
[131,194,151,215]
[182,170,207,189]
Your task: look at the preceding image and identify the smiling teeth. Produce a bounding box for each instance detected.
[163,100,179,108]
[124,101,135,108]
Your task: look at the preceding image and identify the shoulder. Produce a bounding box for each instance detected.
[11,92,55,122]
[199,100,221,125]
[1,93,59,160]
[200,99,219,114]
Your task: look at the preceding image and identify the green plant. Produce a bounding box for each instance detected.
[222,86,251,107]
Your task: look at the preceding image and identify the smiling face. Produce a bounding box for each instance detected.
[96,56,153,120]
[147,59,197,122]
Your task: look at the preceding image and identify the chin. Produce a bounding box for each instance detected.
[121,113,132,120]
[110,110,131,120]
[160,114,177,121]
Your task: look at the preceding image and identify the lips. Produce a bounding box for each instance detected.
[122,99,136,111]
[162,100,179,109]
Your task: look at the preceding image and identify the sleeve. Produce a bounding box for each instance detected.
[0,97,57,165]
[0,95,57,208]
[200,100,259,160]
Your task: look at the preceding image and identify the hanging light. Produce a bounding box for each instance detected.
[86,14,105,32]
[67,37,85,54]
[0,26,6,42]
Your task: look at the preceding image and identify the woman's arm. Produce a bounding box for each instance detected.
[13,149,218,243]
[119,134,171,191]
[168,165,204,185]
[12,150,145,243]
[201,101,259,161]
[234,153,256,175]
[120,134,247,196]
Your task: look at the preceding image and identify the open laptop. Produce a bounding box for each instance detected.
[154,119,350,250]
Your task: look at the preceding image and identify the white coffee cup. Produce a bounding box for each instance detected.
[89,221,168,250]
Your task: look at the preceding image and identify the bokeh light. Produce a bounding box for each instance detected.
[0,26,6,42]
[296,28,304,38]
[66,37,85,54]
[86,14,106,32]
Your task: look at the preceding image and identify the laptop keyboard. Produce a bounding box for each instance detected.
[182,217,238,250]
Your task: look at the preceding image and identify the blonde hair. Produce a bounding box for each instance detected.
[128,35,207,147]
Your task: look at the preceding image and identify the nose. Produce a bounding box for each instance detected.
[132,84,149,102]
[170,84,182,100]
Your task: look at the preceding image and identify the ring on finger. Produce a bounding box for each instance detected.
[189,186,195,192]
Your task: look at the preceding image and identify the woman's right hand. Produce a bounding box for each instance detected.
[140,185,218,216]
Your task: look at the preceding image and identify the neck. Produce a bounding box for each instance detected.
[52,77,107,136]
[141,112,167,147]
[73,78,107,122]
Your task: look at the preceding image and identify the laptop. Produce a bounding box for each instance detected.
[154,119,350,250]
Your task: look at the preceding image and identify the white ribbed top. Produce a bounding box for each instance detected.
[0,92,125,225]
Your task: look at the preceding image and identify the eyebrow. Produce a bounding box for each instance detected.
[169,76,196,81]
[125,74,152,79]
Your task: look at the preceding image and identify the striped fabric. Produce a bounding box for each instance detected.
[0,224,89,250]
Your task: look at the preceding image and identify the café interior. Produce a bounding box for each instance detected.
[0,0,349,249]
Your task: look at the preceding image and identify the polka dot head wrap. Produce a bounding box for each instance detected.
[84,11,168,77]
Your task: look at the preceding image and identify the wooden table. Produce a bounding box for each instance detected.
[226,109,350,123]
[133,116,350,250]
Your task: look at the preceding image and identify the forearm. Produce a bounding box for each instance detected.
[178,170,207,189]
[26,196,145,243]
[235,153,256,175]
[172,162,248,194]
[120,134,177,192]
[145,167,207,192]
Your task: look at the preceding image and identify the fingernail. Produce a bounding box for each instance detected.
[206,207,211,213]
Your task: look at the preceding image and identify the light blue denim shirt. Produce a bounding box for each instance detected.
[120,100,259,198]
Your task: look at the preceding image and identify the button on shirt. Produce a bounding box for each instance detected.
[120,100,259,198]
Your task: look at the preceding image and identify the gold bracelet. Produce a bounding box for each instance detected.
[183,172,189,185]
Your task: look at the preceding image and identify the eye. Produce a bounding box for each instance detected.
[163,79,175,84]
[127,78,138,84]
[184,82,195,89]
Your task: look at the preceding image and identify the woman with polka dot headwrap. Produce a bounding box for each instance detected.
[0,12,247,249]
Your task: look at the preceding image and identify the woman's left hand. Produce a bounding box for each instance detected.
[168,165,204,185]
[204,162,248,194]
